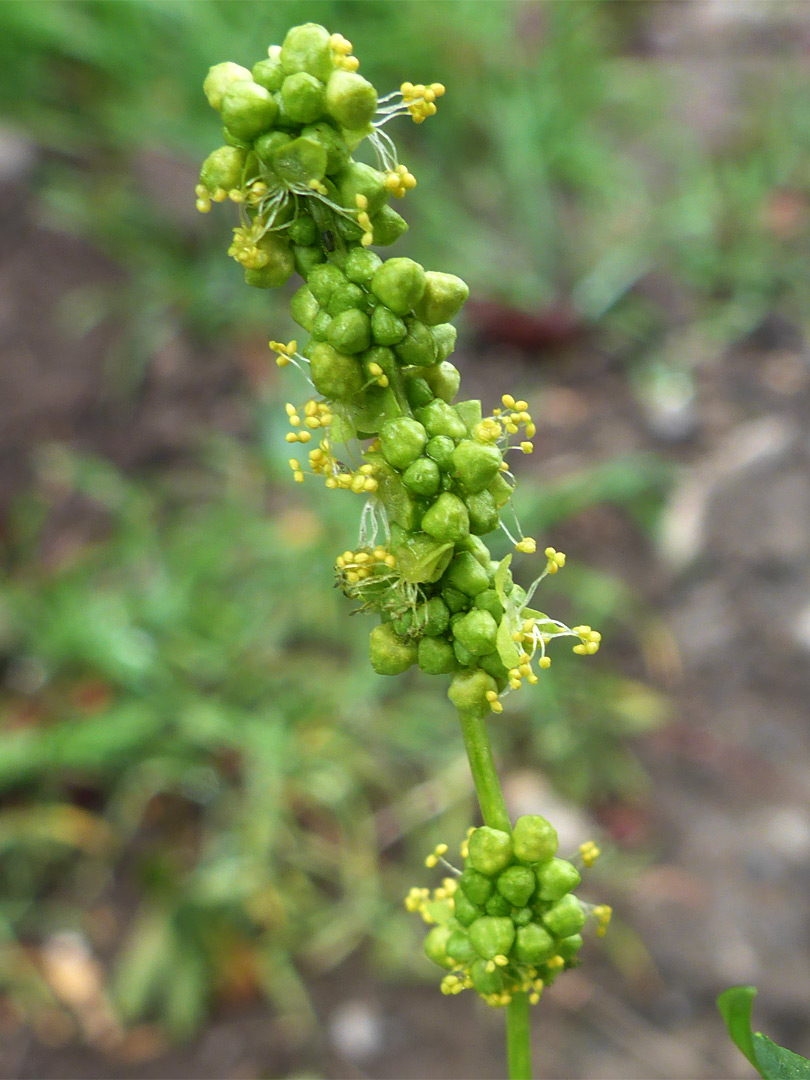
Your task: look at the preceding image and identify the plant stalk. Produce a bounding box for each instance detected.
[456,707,532,1079]
[507,993,532,1080]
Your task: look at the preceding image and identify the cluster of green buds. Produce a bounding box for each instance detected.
[197,21,600,722]
[408,819,611,1007]
[199,24,609,1024]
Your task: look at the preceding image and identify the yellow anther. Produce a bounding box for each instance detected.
[400,81,415,97]
[515,400,528,412]
[293,471,304,483]
[529,992,540,1005]
[384,554,396,568]
[502,393,516,408]
[580,841,601,867]
[285,432,298,443]
[288,458,300,470]
[538,656,551,670]
[515,538,537,554]
[298,430,311,443]
[425,853,438,868]
[547,955,564,972]
[511,631,523,643]
[525,422,537,438]
[520,441,534,454]
[355,193,368,210]
[494,954,509,967]
[518,664,532,678]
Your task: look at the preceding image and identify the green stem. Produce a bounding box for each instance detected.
[456,707,532,1078]
[456,707,511,832]
[507,993,532,1080]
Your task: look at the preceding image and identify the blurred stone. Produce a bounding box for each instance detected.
[328,1000,384,1062]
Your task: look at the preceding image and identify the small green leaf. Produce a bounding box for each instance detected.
[753,1035,810,1080]
[718,986,810,1079]
[492,555,513,608]
[718,985,758,1069]
[496,614,520,671]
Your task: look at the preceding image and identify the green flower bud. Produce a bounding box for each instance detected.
[371,305,408,346]
[413,271,470,325]
[336,161,387,216]
[326,308,371,354]
[488,472,514,509]
[345,248,383,285]
[426,435,455,471]
[369,204,409,246]
[443,552,490,597]
[221,127,250,149]
[402,457,441,497]
[417,636,456,675]
[467,826,513,876]
[293,244,326,278]
[309,341,364,401]
[394,533,453,584]
[496,865,536,907]
[456,534,492,569]
[534,858,580,902]
[221,80,278,141]
[204,61,251,111]
[452,609,498,657]
[485,892,511,917]
[442,587,469,614]
[289,214,318,246]
[470,958,504,996]
[300,121,350,175]
[453,639,475,667]
[280,71,325,124]
[325,70,378,130]
[431,323,458,363]
[243,234,295,287]
[308,263,347,306]
[421,493,470,543]
[514,923,555,964]
[290,284,319,331]
[421,361,460,403]
[254,130,291,165]
[478,652,509,683]
[466,490,500,536]
[280,22,334,82]
[405,376,434,410]
[557,934,584,961]
[473,589,504,622]
[200,145,246,194]
[415,400,467,440]
[453,887,481,927]
[459,868,494,906]
[469,916,515,960]
[452,440,503,493]
[455,398,483,434]
[327,282,368,317]
[415,596,450,637]
[445,929,477,966]
[542,895,586,939]
[252,54,284,93]
[423,924,455,970]
[371,258,427,316]
[271,135,327,185]
[511,906,533,927]
[369,623,417,676]
[395,319,438,366]
[311,310,332,341]
[379,417,428,470]
[448,668,499,719]
[513,815,559,865]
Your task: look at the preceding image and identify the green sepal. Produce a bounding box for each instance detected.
[393,533,454,585]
